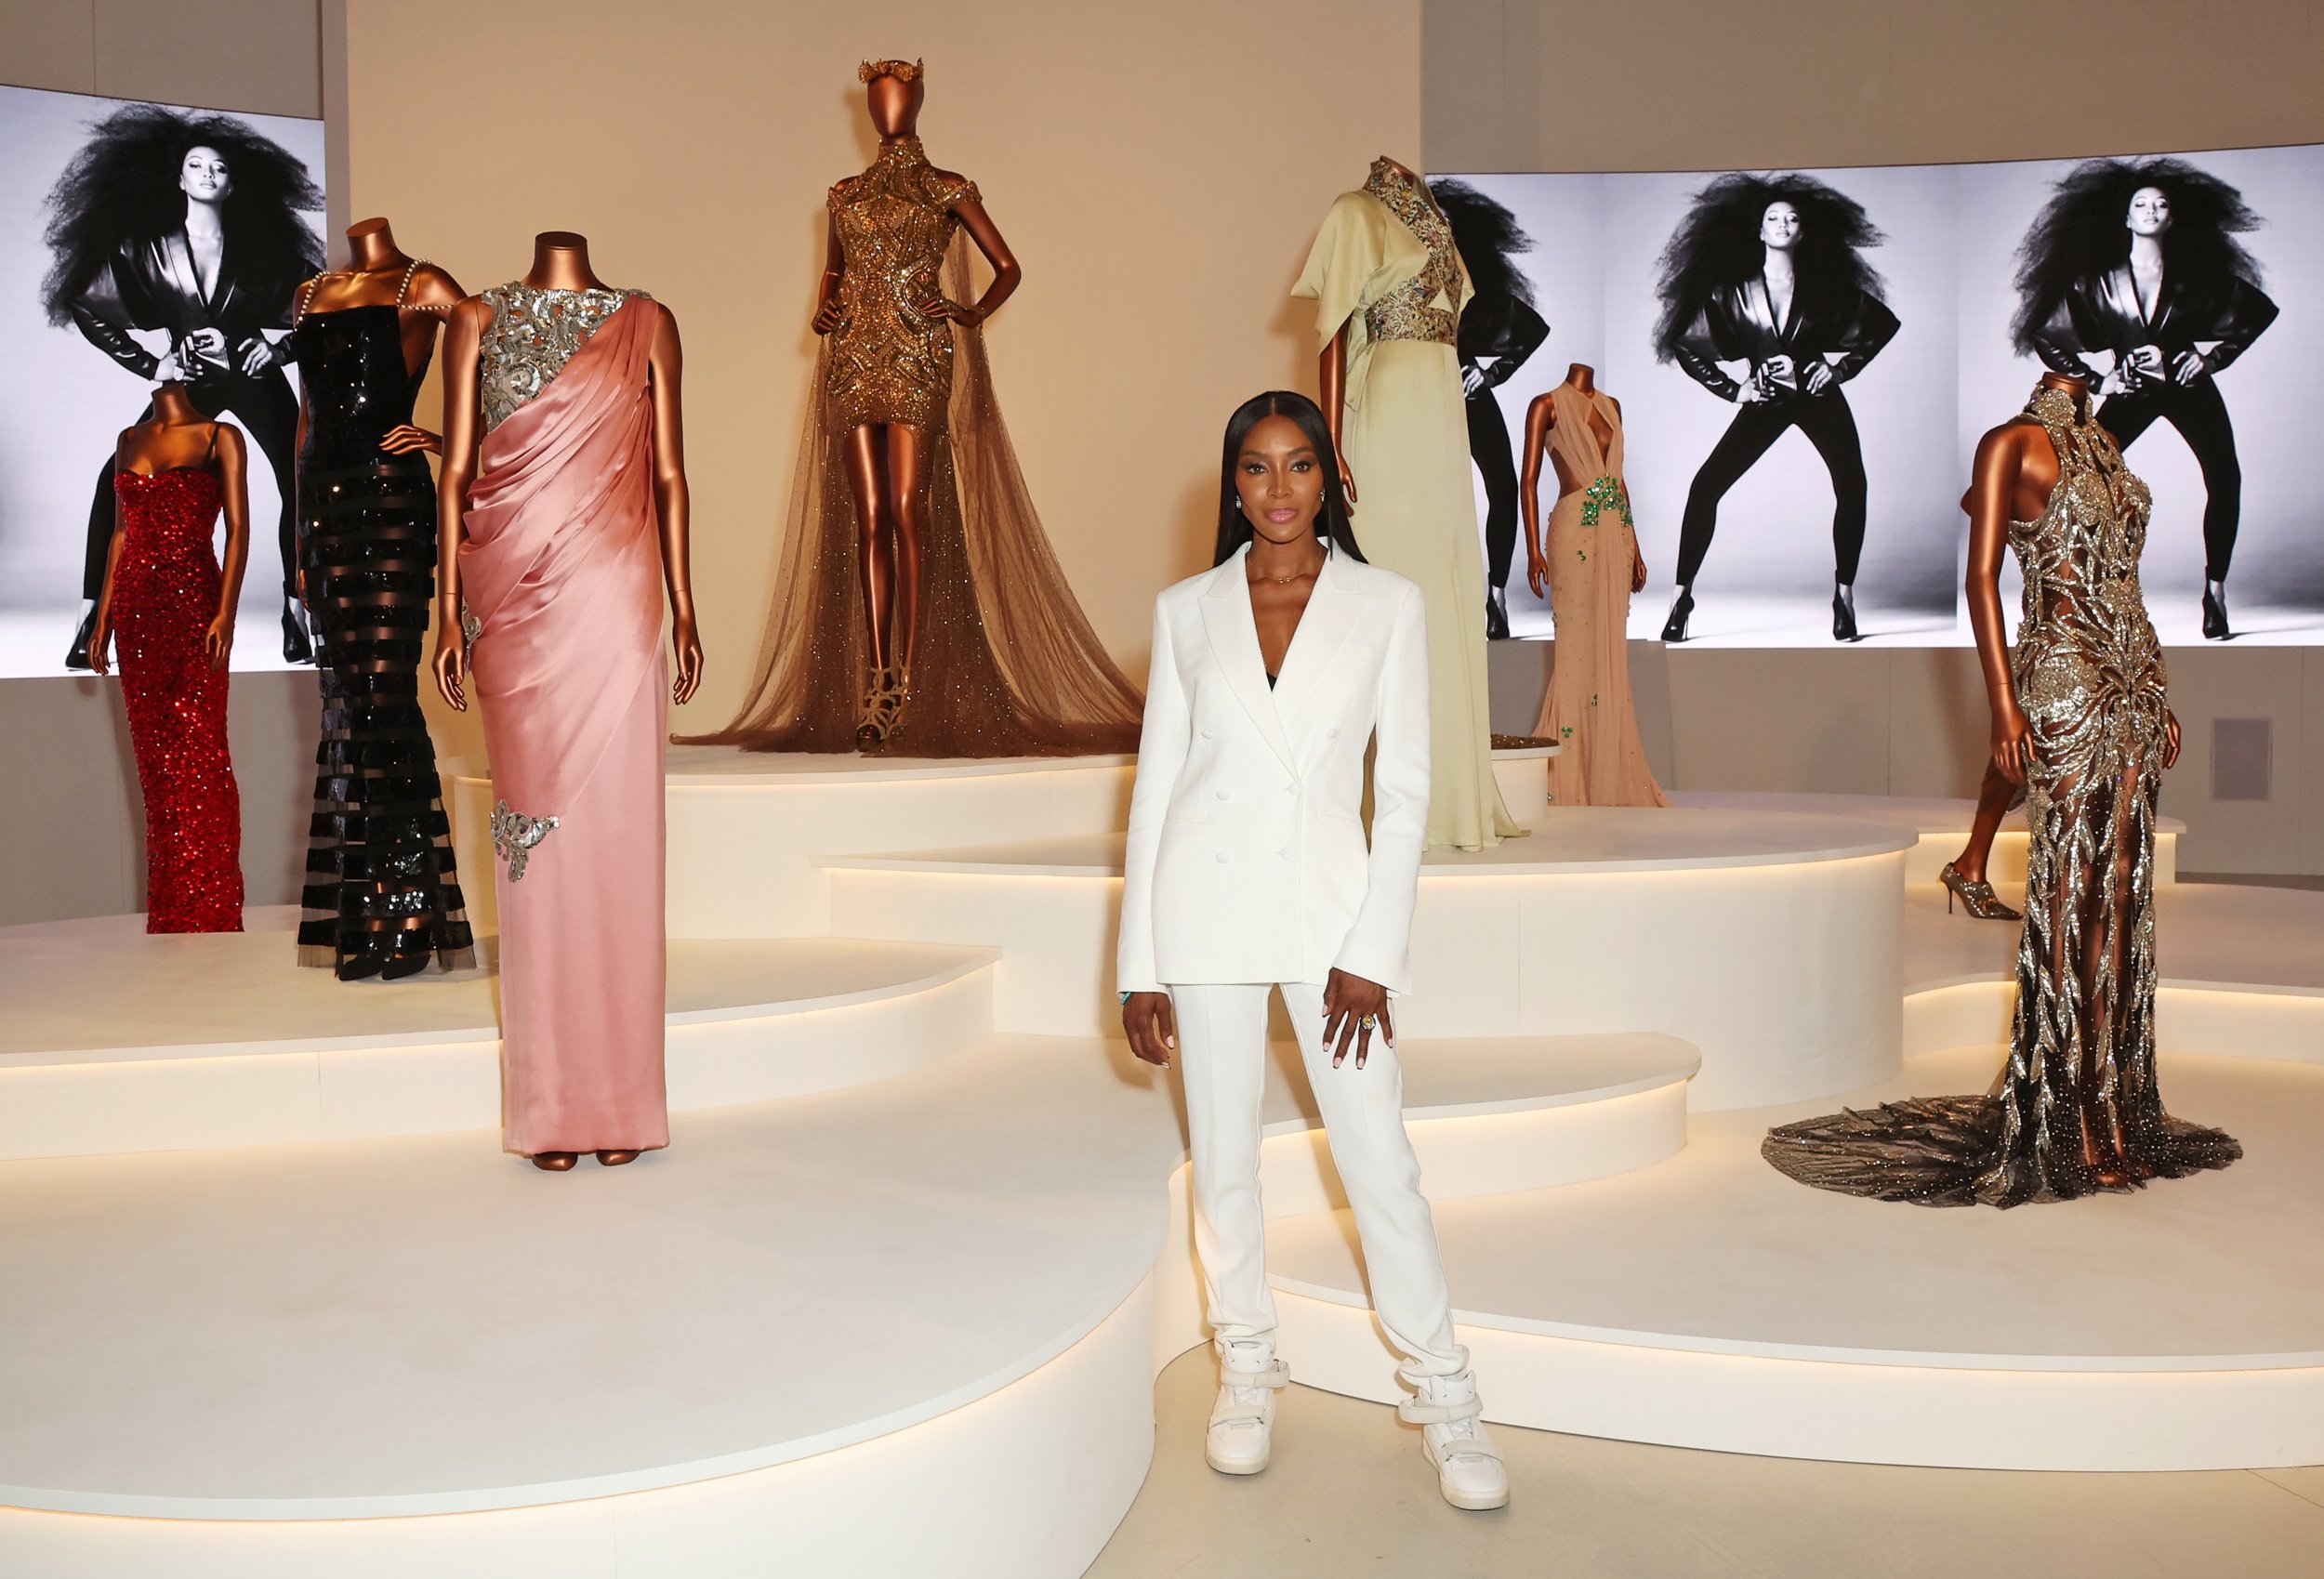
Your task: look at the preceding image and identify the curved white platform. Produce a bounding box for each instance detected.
[0,908,996,1161]
[820,809,1912,1109]
[8,751,2323,1575]
[1264,1045,2324,1471]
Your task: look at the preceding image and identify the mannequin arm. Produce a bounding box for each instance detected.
[946,200,1021,326]
[1964,424,2032,783]
[1318,328,1355,503]
[430,296,489,712]
[1519,392,1552,599]
[207,426,251,667]
[646,302,703,705]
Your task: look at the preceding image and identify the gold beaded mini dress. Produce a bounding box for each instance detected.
[1763,383,2240,1207]
[691,137,1142,756]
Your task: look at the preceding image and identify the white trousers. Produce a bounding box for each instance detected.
[1169,980,1469,1387]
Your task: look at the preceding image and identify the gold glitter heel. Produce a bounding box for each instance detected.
[855,666,906,749]
[1939,862,2021,922]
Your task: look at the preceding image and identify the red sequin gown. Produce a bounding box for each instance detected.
[111,467,244,932]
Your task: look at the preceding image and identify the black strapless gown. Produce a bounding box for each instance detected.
[288,306,474,979]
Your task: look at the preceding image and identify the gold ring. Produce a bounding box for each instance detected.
[1359,1014,1378,1028]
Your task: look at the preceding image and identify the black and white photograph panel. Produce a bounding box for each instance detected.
[1612,163,1961,648]
[1437,172,1602,642]
[0,85,326,678]
[1961,143,2324,645]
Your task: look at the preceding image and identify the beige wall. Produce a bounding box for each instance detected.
[341,0,1423,758]
[1443,0,2324,875]
[1,0,324,926]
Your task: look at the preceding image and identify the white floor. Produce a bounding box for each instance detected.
[1089,1349,2324,1579]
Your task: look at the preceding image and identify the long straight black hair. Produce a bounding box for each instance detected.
[1212,390,1367,567]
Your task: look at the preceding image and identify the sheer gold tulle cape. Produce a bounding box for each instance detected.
[688,238,1142,756]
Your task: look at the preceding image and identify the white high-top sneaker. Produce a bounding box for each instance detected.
[1400,1371,1509,1510]
[1205,1339,1289,1475]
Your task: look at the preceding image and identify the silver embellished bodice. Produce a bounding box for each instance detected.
[478,283,641,432]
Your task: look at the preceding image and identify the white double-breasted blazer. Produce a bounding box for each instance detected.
[1116,541,1430,995]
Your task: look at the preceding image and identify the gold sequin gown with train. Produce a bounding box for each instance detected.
[693,135,1142,756]
[1763,384,2239,1207]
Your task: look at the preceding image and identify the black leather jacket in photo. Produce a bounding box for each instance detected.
[1457,295,1550,395]
[1673,278,1899,401]
[2029,266,2278,388]
[68,231,296,383]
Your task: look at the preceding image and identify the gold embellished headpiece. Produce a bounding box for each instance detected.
[858,59,924,84]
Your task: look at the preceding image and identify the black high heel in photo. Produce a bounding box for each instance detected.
[2201,583,2231,640]
[64,606,98,672]
[1832,584,1860,642]
[281,599,314,664]
[1660,587,1694,643]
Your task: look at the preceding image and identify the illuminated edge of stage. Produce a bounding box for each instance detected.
[1260,1042,2324,1473]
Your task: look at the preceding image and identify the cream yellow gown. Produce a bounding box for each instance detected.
[1295,159,1519,852]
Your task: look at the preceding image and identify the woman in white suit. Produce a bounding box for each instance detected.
[1118,391,1506,1511]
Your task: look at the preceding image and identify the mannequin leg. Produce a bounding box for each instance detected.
[841,425,894,672]
[1952,759,2019,885]
[881,424,935,675]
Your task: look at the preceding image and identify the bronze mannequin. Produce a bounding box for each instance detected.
[815,61,1022,743]
[292,217,463,468]
[1943,370,2182,915]
[88,381,249,675]
[1520,363,1646,599]
[431,230,704,726]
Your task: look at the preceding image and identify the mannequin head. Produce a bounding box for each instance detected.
[861,59,925,138]
[2125,185,2172,239]
[1213,392,1365,565]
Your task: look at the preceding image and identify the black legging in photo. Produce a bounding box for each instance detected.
[1467,390,1521,591]
[80,369,300,604]
[2099,376,2239,582]
[1674,389,1868,588]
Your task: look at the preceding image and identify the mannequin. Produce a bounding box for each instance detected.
[88,382,249,932]
[286,217,477,979]
[1519,364,1665,808]
[817,60,1020,743]
[1301,154,1518,851]
[434,230,702,1171]
[691,59,1142,757]
[1764,368,2236,1207]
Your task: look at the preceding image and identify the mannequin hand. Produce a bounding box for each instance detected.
[1631,553,1648,595]
[812,296,843,336]
[86,607,112,676]
[1322,967,1393,1070]
[1803,360,1835,395]
[432,623,468,712]
[670,615,705,705]
[237,336,276,376]
[1336,455,1359,509]
[204,612,233,669]
[1122,991,1176,1068]
[1990,695,2032,784]
[1525,546,1548,600]
[921,295,984,328]
[2172,349,2207,386]
[2163,708,2183,769]
[379,425,442,456]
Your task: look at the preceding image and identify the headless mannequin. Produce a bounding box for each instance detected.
[430,235,706,1168]
[813,66,1022,744]
[1315,154,1433,503]
[88,382,250,675]
[1945,370,2181,909]
[1519,363,1646,600]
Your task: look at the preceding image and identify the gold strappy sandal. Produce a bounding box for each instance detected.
[855,665,908,750]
